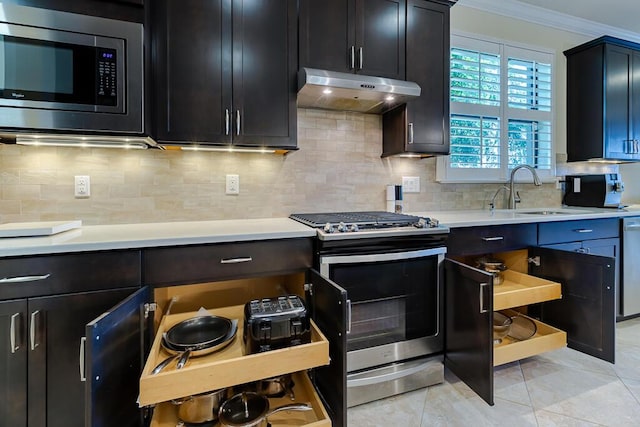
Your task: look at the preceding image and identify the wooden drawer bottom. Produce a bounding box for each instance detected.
[150,371,331,427]
[493,311,567,366]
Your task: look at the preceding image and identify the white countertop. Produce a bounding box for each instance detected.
[0,218,316,257]
[2,206,640,257]
[412,206,640,228]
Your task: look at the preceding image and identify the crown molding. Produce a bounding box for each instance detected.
[457,0,640,44]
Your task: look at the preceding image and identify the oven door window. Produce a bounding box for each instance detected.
[329,256,439,352]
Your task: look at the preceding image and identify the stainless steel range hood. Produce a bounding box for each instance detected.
[297,68,421,114]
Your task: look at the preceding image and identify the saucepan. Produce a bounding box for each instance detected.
[218,392,312,427]
[151,315,237,374]
[171,388,228,424]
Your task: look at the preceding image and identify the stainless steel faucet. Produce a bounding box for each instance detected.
[489,185,509,211]
[508,165,542,209]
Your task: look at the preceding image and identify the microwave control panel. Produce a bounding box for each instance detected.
[96,48,118,106]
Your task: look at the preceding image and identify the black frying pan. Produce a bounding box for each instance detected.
[152,315,236,374]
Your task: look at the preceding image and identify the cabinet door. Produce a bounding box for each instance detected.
[444,259,494,406]
[530,247,616,363]
[153,0,231,144]
[12,0,143,22]
[299,0,354,74]
[355,0,405,79]
[0,299,27,427]
[86,287,150,427]
[309,270,348,427]
[26,288,139,427]
[231,0,297,148]
[632,51,640,159]
[605,46,633,160]
[405,0,449,154]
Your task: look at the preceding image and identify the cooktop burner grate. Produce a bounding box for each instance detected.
[289,211,422,228]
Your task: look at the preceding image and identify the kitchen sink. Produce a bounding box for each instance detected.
[515,209,591,216]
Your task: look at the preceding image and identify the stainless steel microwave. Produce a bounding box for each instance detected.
[0,2,143,134]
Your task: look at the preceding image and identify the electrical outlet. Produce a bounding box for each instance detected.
[226,174,240,195]
[74,175,90,198]
[402,176,420,193]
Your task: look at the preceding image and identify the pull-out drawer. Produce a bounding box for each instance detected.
[494,269,562,310]
[150,370,331,426]
[494,310,566,366]
[139,304,330,406]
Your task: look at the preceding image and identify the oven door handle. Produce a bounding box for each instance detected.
[320,247,447,266]
[346,359,439,388]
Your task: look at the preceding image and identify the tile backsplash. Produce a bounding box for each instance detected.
[0,109,562,225]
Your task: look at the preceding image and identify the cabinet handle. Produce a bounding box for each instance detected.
[346,299,352,334]
[408,123,414,144]
[0,273,51,284]
[576,248,588,254]
[10,313,22,354]
[225,109,230,136]
[481,236,504,241]
[574,229,593,233]
[358,47,363,70]
[79,337,86,382]
[220,257,253,264]
[350,46,355,69]
[30,310,41,351]
[236,110,241,136]
[479,282,489,314]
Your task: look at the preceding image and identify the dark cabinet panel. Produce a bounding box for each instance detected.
[531,247,616,363]
[0,299,28,427]
[565,36,640,161]
[143,238,313,286]
[446,223,537,256]
[538,218,619,245]
[153,0,229,144]
[382,0,450,157]
[299,0,404,80]
[444,259,494,405]
[152,0,297,149]
[7,0,143,22]
[0,250,141,300]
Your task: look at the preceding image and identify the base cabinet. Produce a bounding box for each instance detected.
[445,242,615,405]
[87,240,347,427]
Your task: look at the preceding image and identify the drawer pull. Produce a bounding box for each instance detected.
[10,313,23,354]
[574,229,593,233]
[0,273,51,284]
[481,236,504,241]
[220,257,253,264]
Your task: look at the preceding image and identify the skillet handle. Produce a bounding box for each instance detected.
[267,403,312,416]
[176,350,191,369]
[151,354,179,375]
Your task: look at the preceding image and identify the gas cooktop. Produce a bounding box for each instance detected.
[289,211,448,240]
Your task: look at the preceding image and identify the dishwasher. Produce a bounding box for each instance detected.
[622,217,640,317]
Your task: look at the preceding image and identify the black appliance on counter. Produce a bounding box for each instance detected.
[243,295,310,353]
[563,174,625,208]
[289,211,449,407]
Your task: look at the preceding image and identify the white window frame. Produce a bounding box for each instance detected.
[437,33,556,183]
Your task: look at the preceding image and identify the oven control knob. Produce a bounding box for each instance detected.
[323,223,335,233]
[349,224,359,232]
[337,222,348,232]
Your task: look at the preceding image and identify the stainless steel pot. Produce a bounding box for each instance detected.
[218,392,311,427]
[171,388,227,424]
[476,259,507,285]
[255,374,295,400]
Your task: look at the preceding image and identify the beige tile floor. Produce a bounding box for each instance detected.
[347,317,640,426]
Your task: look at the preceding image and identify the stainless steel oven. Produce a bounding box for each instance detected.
[290,211,448,407]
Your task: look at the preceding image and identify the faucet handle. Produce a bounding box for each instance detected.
[515,191,521,204]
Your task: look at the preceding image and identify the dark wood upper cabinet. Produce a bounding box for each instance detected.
[382,0,451,157]
[151,0,298,149]
[299,0,405,80]
[565,36,640,161]
[6,0,143,22]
